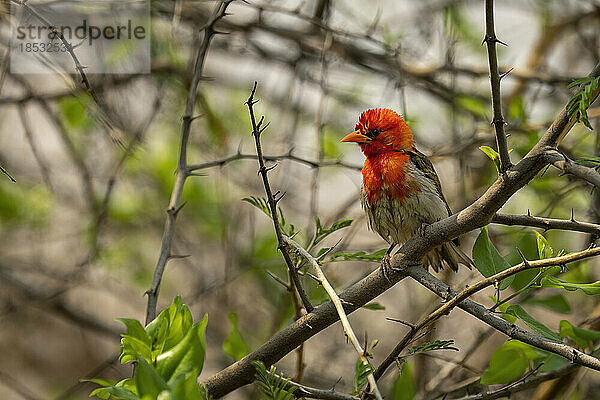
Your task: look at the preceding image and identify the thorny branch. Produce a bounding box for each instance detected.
[483,0,511,173]
[144,0,232,325]
[492,212,600,235]
[283,235,383,400]
[245,82,314,313]
[544,149,600,190]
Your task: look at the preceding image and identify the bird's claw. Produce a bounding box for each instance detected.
[381,254,404,282]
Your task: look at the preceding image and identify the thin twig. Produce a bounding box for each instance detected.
[187,152,361,172]
[492,213,600,235]
[144,0,232,325]
[283,235,383,400]
[483,0,511,172]
[245,82,314,313]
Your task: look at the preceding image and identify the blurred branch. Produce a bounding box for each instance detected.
[283,235,383,399]
[0,268,120,338]
[144,0,232,325]
[375,245,600,380]
[0,369,42,400]
[492,213,600,235]
[483,0,511,172]
[245,82,314,313]
[187,151,361,172]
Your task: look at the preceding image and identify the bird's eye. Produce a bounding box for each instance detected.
[367,129,380,139]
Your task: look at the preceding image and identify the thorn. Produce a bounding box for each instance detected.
[274,190,286,204]
[499,67,514,81]
[267,270,290,290]
[190,114,205,121]
[496,38,508,46]
[188,172,206,177]
[173,201,187,216]
[516,248,529,265]
[527,209,531,217]
[386,317,416,329]
[259,121,271,134]
[212,30,230,35]
[571,208,576,222]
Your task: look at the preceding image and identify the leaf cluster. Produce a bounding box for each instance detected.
[87,296,209,400]
[566,77,600,129]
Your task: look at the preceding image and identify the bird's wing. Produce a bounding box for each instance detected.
[405,148,453,216]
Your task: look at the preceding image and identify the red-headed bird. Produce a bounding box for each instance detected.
[341,108,473,273]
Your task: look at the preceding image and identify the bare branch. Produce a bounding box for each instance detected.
[483,0,511,172]
[145,0,232,325]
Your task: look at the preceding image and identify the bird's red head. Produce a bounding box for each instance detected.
[340,108,414,158]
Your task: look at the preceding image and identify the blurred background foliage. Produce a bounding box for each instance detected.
[1,0,600,399]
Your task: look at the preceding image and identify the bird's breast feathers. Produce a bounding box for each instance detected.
[361,152,449,244]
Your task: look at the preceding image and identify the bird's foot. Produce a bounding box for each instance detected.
[381,253,392,282]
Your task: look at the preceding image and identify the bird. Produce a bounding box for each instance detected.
[340,108,473,274]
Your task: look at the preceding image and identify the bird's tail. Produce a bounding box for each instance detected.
[424,241,474,272]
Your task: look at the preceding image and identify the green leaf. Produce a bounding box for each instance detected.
[135,357,169,399]
[118,318,152,344]
[242,196,295,236]
[352,360,373,395]
[155,314,208,384]
[505,305,561,341]
[145,296,194,359]
[408,340,458,355]
[362,302,385,311]
[559,320,600,350]
[311,217,352,247]
[330,248,388,262]
[252,361,297,400]
[90,386,140,400]
[119,335,153,364]
[540,276,600,295]
[479,146,500,172]
[566,76,600,129]
[118,318,153,364]
[481,340,541,384]
[472,227,514,290]
[533,231,554,259]
[223,312,250,361]
[523,294,571,314]
[390,362,416,400]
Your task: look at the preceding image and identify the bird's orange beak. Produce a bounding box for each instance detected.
[340,130,369,143]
